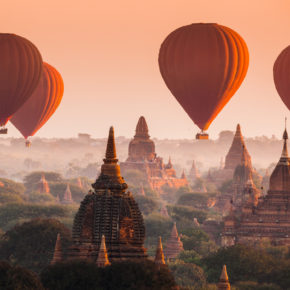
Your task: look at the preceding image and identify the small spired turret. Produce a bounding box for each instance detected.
[188,160,200,182]
[68,127,147,262]
[38,174,50,194]
[164,222,183,260]
[217,265,231,290]
[61,184,74,204]
[96,235,110,267]
[154,236,165,267]
[51,233,62,265]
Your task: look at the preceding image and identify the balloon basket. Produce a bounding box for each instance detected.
[0,128,7,134]
[25,140,31,148]
[196,132,209,140]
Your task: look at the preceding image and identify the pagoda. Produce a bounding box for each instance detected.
[120,116,188,191]
[222,128,290,246]
[96,235,110,267]
[188,160,200,184]
[217,265,231,290]
[51,233,62,265]
[67,127,147,262]
[38,175,50,194]
[61,184,74,204]
[154,236,165,267]
[164,222,183,260]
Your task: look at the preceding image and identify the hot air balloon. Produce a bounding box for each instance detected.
[10,62,64,146]
[158,23,249,139]
[0,34,43,133]
[273,45,290,111]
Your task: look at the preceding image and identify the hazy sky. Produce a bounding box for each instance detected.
[2,0,290,139]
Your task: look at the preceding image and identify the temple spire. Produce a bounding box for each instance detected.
[51,233,62,265]
[217,265,230,290]
[241,145,247,166]
[154,236,165,266]
[181,170,186,179]
[96,235,110,267]
[104,126,117,162]
[135,116,149,138]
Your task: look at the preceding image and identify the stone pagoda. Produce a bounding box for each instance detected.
[154,236,165,267]
[188,160,200,184]
[222,128,290,246]
[38,175,50,194]
[67,127,147,262]
[217,265,231,290]
[120,116,188,192]
[164,222,183,260]
[61,184,74,204]
[51,233,62,265]
[96,235,110,267]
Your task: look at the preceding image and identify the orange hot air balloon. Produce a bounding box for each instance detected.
[273,45,290,110]
[0,34,43,127]
[158,23,249,137]
[10,62,64,140]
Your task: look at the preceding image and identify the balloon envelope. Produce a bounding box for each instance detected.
[10,62,64,138]
[158,23,249,131]
[0,34,43,125]
[273,45,290,111]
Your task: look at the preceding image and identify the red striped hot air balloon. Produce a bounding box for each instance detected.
[273,45,290,111]
[0,34,43,131]
[158,23,249,139]
[10,62,64,145]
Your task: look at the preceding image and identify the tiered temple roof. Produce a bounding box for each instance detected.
[225,124,252,171]
[68,127,147,262]
[38,175,50,194]
[164,222,183,260]
[222,128,290,246]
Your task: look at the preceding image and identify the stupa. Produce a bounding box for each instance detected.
[67,127,147,262]
[154,236,166,267]
[51,233,62,265]
[217,265,231,290]
[222,127,290,246]
[120,116,188,191]
[188,160,200,183]
[38,175,50,194]
[61,184,74,204]
[96,235,110,267]
[164,222,183,260]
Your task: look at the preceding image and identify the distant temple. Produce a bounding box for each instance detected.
[154,236,166,267]
[61,184,74,204]
[217,265,231,290]
[120,116,188,192]
[51,233,62,265]
[164,222,183,260]
[188,160,200,183]
[67,127,147,262]
[222,127,290,246]
[38,174,50,194]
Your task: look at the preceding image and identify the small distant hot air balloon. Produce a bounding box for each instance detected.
[273,45,290,111]
[0,34,43,133]
[10,62,64,146]
[158,23,249,139]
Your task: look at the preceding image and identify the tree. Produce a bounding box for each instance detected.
[0,218,72,273]
[169,261,206,289]
[134,195,159,215]
[41,260,177,290]
[0,261,44,290]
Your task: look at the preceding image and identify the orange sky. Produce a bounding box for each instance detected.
[2,0,290,139]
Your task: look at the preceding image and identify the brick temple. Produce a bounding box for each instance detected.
[222,128,290,246]
[120,116,188,192]
[67,127,147,262]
